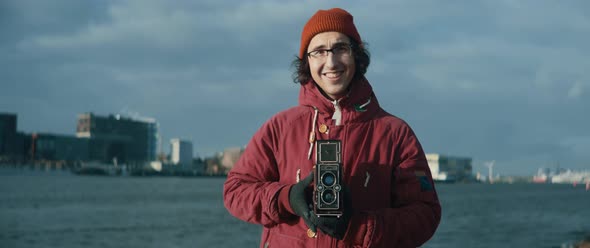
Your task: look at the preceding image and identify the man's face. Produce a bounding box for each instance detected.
[307,32,356,100]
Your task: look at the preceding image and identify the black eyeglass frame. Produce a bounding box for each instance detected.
[306,44,354,59]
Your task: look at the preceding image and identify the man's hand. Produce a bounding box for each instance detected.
[288,172,316,232]
[312,185,352,240]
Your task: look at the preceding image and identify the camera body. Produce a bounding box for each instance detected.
[313,140,343,217]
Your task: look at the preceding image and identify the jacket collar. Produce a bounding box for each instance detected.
[298,77,379,123]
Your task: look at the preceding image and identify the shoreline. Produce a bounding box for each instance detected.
[0,163,228,178]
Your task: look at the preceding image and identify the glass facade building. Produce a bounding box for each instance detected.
[76,113,159,163]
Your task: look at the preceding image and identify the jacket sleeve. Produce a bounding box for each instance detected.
[223,119,292,227]
[343,124,442,248]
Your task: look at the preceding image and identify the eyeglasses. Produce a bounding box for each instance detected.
[307,44,353,59]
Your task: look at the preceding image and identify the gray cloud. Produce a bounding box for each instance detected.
[1,0,589,175]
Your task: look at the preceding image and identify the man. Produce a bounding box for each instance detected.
[224,8,441,247]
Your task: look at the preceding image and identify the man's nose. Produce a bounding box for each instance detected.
[324,52,339,68]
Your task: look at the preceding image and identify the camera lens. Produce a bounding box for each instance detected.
[321,189,336,204]
[321,172,336,186]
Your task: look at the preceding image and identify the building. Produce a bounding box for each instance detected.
[29,133,89,161]
[219,147,244,172]
[76,113,159,164]
[0,113,19,161]
[170,139,193,165]
[2,113,89,164]
[426,153,473,182]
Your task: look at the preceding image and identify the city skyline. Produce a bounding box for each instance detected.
[1,0,589,176]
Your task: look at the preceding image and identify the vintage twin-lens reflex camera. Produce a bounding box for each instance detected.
[313,140,343,218]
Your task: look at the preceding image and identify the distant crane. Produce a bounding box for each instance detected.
[484,161,495,184]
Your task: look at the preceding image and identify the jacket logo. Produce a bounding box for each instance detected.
[415,171,433,192]
[354,98,371,112]
[354,104,367,112]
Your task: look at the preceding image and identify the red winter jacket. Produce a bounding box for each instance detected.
[224,79,441,248]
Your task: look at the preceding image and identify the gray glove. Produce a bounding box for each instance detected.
[288,172,316,232]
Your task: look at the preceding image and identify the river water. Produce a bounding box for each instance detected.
[1,167,589,248]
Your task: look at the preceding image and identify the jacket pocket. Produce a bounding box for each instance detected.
[348,163,392,211]
[266,225,308,248]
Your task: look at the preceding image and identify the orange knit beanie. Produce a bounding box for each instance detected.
[299,8,362,59]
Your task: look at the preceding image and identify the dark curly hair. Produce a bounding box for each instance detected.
[291,38,370,84]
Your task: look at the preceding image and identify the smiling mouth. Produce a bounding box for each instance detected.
[323,71,343,79]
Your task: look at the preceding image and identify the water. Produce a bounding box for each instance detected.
[1,168,589,248]
[429,183,590,248]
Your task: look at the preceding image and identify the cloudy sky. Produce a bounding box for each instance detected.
[1,0,589,175]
